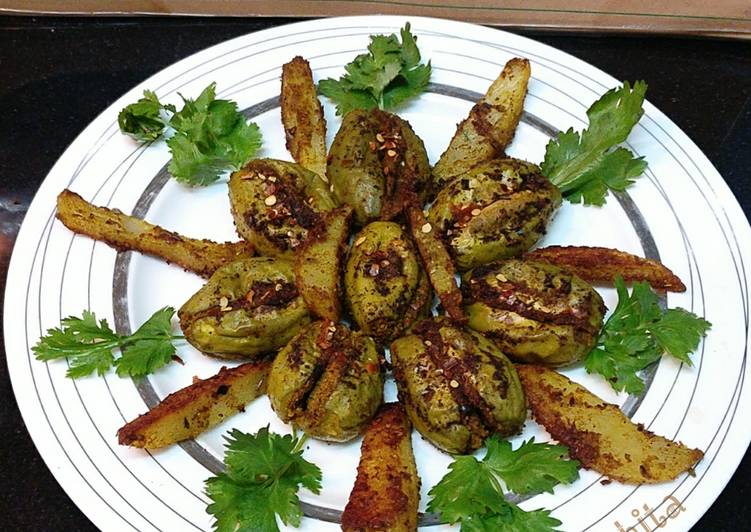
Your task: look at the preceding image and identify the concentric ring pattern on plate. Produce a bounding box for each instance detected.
[5,16,750,532]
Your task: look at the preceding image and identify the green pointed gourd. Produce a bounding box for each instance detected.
[178,257,311,359]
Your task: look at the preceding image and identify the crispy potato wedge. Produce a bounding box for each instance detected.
[406,205,465,323]
[294,205,353,321]
[57,189,252,278]
[118,360,270,449]
[517,365,703,484]
[524,246,686,292]
[432,57,530,192]
[341,403,420,532]
[281,56,328,180]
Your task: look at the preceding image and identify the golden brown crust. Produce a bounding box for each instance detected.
[524,245,686,292]
[294,206,353,321]
[517,365,703,484]
[56,189,252,278]
[406,205,466,323]
[432,57,530,191]
[341,403,420,532]
[281,56,328,179]
[117,360,270,448]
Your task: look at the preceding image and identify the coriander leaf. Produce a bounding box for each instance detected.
[206,427,322,532]
[319,22,432,115]
[504,506,563,532]
[66,347,116,378]
[117,90,174,142]
[651,308,712,364]
[584,82,647,147]
[427,455,500,523]
[60,310,118,343]
[33,310,120,377]
[542,81,648,205]
[170,83,217,129]
[223,427,321,492]
[205,475,278,532]
[428,438,570,532]
[317,79,376,116]
[399,23,421,67]
[564,178,608,207]
[462,505,564,532]
[344,35,403,97]
[483,436,580,495]
[219,120,263,170]
[382,63,432,110]
[115,338,175,378]
[33,307,182,379]
[114,306,179,377]
[564,147,647,206]
[585,277,711,393]
[167,83,263,186]
[584,345,660,395]
[131,305,175,337]
[119,82,263,186]
[166,134,228,186]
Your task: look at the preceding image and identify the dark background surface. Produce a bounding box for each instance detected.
[1,15,749,531]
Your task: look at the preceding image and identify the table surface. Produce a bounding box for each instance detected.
[1,15,749,532]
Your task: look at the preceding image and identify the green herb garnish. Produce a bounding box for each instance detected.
[117,83,263,186]
[205,427,322,532]
[542,81,648,206]
[33,307,181,378]
[118,90,176,142]
[319,23,432,116]
[585,276,711,394]
[428,436,578,531]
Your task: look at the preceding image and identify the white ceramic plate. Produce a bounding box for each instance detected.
[5,15,751,532]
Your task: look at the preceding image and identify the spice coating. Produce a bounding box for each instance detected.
[464,259,606,366]
[428,158,561,271]
[267,321,384,442]
[345,221,432,343]
[178,257,311,359]
[229,158,337,258]
[390,317,526,454]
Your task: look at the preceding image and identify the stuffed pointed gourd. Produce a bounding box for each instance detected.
[345,221,431,343]
[327,108,431,225]
[267,321,383,442]
[390,318,526,454]
[427,158,561,271]
[229,158,337,259]
[178,257,311,359]
[463,259,606,366]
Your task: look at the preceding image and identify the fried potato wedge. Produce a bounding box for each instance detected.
[341,403,420,532]
[524,245,686,292]
[406,205,465,323]
[294,206,353,321]
[281,56,328,179]
[517,365,703,484]
[57,189,252,278]
[432,57,530,192]
[117,360,270,449]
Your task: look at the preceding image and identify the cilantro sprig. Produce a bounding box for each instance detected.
[118,90,176,142]
[542,81,648,206]
[33,307,182,378]
[118,83,263,186]
[428,436,579,531]
[585,277,711,394]
[205,427,322,532]
[319,23,432,116]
